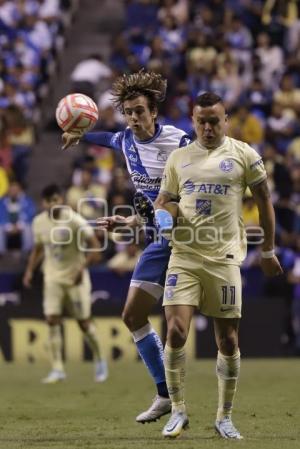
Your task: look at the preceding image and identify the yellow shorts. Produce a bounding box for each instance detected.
[43,271,92,320]
[163,256,242,319]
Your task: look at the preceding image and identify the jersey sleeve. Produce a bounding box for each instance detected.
[244,144,267,187]
[32,217,42,244]
[72,212,95,239]
[82,131,123,151]
[160,153,179,199]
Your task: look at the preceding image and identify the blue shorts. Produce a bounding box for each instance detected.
[131,238,171,288]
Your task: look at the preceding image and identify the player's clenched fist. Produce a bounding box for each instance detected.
[61,132,82,150]
[97,215,128,232]
[260,255,283,277]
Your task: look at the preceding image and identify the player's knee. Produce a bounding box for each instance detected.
[77,319,90,332]
[122,308,136,331]
[167,317,188,347]
[218,334,238,355]
[46,316,61,326]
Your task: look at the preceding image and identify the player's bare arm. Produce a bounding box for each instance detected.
[154,192,179,219]
[97,214,141,232]
[23,243,44,288]
[73,234,101,285]
[250,179,283,276]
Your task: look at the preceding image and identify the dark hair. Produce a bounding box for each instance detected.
[41,184,62,200]
[195,92,223,108]
[112,70,167,112]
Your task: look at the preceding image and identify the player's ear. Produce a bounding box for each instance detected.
[224,114,229,123]
[151,107,158,120]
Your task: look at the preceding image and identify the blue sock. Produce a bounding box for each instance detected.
[133,324,169,398]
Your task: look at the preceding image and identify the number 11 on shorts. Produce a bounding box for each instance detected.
[221,286,236,305]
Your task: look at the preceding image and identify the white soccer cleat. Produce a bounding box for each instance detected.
[94,360,108,383]
[136,395,172,423]
[215,417,243,439]
[41,369,66,384]
[162,411,189,438]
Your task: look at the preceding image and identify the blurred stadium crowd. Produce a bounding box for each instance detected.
[0,0,300,353]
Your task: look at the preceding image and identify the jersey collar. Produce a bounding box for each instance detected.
[133,123,163,145]
[195,136,227,151]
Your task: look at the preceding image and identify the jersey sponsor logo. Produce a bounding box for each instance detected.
[250,158,263,170]
[183,180,230,195]
[196,199,211,216]
[219,159,234,172]
[131,170,161,191]
[166,273,178,286]
[181,162,193,168]
[157,149,167,161]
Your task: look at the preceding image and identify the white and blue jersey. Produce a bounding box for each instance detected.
[84,124,190,201]
[83,124,191,294]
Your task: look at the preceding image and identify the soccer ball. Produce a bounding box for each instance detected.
[55,93,99,134]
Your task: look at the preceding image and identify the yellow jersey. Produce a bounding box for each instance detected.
[160,136,267,265]
[33,208,95,285]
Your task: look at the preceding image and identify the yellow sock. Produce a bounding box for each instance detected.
[84,322,102,362]
[216,350,240,421]
[49,325,64,372]
[164,344,186,413]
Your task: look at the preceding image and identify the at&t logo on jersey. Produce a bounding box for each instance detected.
[183,180,230,195]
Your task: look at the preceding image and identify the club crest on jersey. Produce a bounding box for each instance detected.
[219,159,233,172]
[196,199,211,215]
[128,153,138,162]
[157,149,167,162]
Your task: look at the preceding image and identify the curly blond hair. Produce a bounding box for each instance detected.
[111,70,167,112]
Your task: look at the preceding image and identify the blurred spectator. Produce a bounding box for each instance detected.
[4,105,34,184]
[107,242,142,276]
[158,0,189,26]
[241,78,273,118]
[107,167,134,213]
[66,168,107,221]
[274,73,300,115]
[0,180,36,254]
[98,104,124,133]
[266,102,295,153]
[255,32,284,89]
[0,165,9,197]
[70,54,112,100]
[228,105,264,147]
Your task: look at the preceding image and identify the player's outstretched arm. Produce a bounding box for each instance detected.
[250,179,283,276]
[23,243,44,288]
[62,130,121,151]
[97,214,140,232]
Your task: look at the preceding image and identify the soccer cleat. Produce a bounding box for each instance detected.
[136,395,172,423]
[94,360,108,383]
[133,191,155,224]
[162,411,189,438]
[215,417,243,439]
[41,369,66,384]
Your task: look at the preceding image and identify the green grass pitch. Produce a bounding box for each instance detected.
[0,359,299,449]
